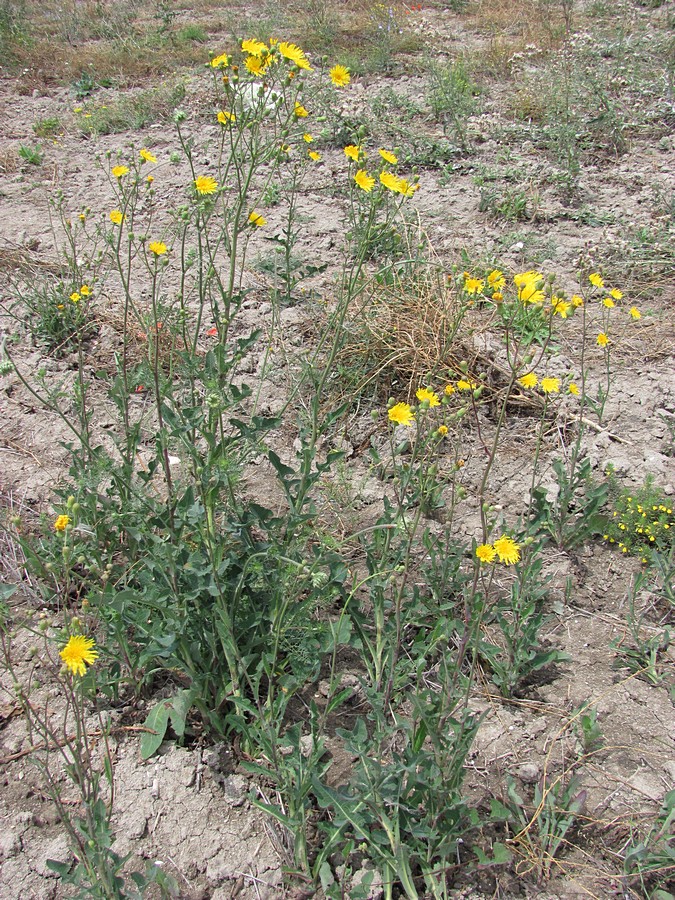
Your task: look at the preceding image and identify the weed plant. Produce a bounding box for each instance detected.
[0,33,655,899]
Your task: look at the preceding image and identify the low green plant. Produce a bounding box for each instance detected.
[427,57,478,152]
[33,116,63,138]
[8,277,94,351]
[530,457,609,550]
[75,83,186,135]
[18,143,43,165]
[623,790,675,899]
[604,475,675,561]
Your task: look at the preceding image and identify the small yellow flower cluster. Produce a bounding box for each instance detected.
[54,514,71,532]
[476,536,521,565]
[605,493,674,558]
[348,144,419,197]
[587,275,640,345]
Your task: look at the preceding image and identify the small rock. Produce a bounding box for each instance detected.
[518,762,541,784]
[0,829,21,860]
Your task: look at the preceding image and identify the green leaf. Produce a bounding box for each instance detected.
[169,689,195,739]
[46,859,72,877]
[140,699,171,760]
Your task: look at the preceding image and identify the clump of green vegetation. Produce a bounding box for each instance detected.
[74,82,186,135]
[604,475,675,561]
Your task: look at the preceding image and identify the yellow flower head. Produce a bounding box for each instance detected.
[54,514,71,532]
[303,133,313,142]
[70,292,81,303]
[596,332,609,348]
[629,306,641,320]
[278,41,312,70]
[139,148,157,163]
[388,402,415,427]
[379,170,401,192]
[464,277,485,295]
[111,165,129,178]
[354,169,375,192]
[602,297,615,309]
[210,52,230,68]
[493,535,520,565]
[241,39,267,57]
[148,241,168,256]
[552,297,571,318]
[515,270,544,304]
[217,110,235,125]
[540,376,560,394]
[416,387,440,407]
[568,382,580,396]
[194,175,218,195]
[245,55,267,76]
[487,269,506,290]
[79,284,91,296]
[379,148,398,165]
[330,64,350,87]
[309,151,321,161]
[397,177,418,197]
[444,383,455,395]
[110,209,124,224]
[589,272,604,288]
[437,425,448,436]
[344,144,361,161]
[518,373,538,389]
[248,210,266,227]
[476,543,496,564]
[609,288,623,300]
[457,379,476,391]
[60,634,98,677]
[571,295,584,308]
[294,101,309,118]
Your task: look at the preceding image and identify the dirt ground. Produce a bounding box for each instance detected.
[1,1,674,898]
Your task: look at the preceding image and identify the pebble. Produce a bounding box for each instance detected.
[518,762,541,784]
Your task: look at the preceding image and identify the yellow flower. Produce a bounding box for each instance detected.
[70,292,81,303]
[111,165,129,178]
[416,387,440,407]
[540,376,560,394]
[147,175,154,184]
[110,209,124,224]
[568,382,580,396]
[476,544,496,564]
[493,535,520,565]
[60,635,98,677]
[79,285,91,296]
[444,383,455,395]
[294,101,309,118]
[54,514,71,532]
[78,213,86,222]
[245,55,267,76]
[515,271,544,304]
[388,402,415,426]
[249,210,266,227]
[552,297,571,318]
[589,272,604,288]
[195,175,218,196]
[148,241,167,256]
[210,52,230,68]
[596,332,609,347]
[602,297,615,309]
[487,269,505,290]
[492,291,503,302]
[629,306,641,320]
[609,288,623,300]
[457,379,477,391]
[354,169,375,192]
[139,148,157,163]
[241,39,267,57]
[518,373,538,389]
[309,151,321,161]
[380,170,401,192]
[437,425,448,436]
[303,133,313,142]
[464,277,484,295]
[571,295,584,307]
[218,110,235,125]
[379,148,398,165]
[278,41,312,70]
[329,64,350,87]
[396,177,418,197]
[344,145,361,161]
